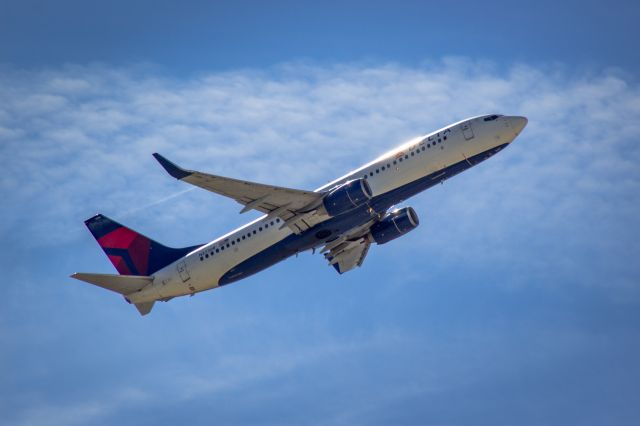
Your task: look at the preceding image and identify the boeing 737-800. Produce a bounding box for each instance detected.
[72,114,527,315]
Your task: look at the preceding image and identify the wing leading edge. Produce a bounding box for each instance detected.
[153,153,324,234]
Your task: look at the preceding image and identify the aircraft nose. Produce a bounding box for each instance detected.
[510,116,528,134]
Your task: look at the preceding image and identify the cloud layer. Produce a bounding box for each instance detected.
[1,59,639,285]
[1,59,640,426]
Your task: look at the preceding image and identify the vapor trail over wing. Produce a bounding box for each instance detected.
[153,153,324,233]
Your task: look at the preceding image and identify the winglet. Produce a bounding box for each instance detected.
[152,153,193,180]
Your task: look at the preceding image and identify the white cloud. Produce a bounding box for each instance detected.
[11,386,151,426]
[0,60,639,290]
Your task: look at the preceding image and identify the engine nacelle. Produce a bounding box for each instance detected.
[370,207,420,245]
[322,179,373,217]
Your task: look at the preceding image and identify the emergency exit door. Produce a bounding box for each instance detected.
[461,121,474,140]
[177,260,190,282]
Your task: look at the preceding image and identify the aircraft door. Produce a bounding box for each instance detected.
[177,260,191,282]
[461,121,474,140]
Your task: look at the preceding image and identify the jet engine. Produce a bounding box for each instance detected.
[322,179,373,217]
[370,207,419,245]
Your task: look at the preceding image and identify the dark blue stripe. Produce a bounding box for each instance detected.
[147,244,202,275]
[219,143,510,285]
[104,247,140,275]
[85,214,121,239]
[85,214,203,276]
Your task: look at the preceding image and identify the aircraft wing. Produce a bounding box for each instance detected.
[320,219,375,274]
[324,237,371,274]
[153,153,324,233]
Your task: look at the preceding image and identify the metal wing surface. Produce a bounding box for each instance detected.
[153,153,324,233]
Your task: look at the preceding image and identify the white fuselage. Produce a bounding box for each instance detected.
[128,115,526,304]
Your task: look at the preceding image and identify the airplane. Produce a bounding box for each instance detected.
[71,114,527,315]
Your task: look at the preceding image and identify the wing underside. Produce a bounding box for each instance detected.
[320,220,375,274]
[324,238,371,274]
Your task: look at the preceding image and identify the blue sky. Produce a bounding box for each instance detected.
[1,1,640,425]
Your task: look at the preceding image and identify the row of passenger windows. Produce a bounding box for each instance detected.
[200,132,449,261]
[363,135,447,179]
[199,218,282,261]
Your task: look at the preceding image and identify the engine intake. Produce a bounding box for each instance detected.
[370,207,419,245]
[322,179,373,217]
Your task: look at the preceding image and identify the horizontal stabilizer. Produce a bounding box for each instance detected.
[71,273,152,295]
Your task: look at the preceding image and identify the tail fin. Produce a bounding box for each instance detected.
[84,214,201,276]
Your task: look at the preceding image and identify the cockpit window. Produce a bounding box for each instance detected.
[483,114,501,121]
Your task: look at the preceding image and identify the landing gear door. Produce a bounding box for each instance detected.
[177,260,190,282]
[461,121,474,140]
